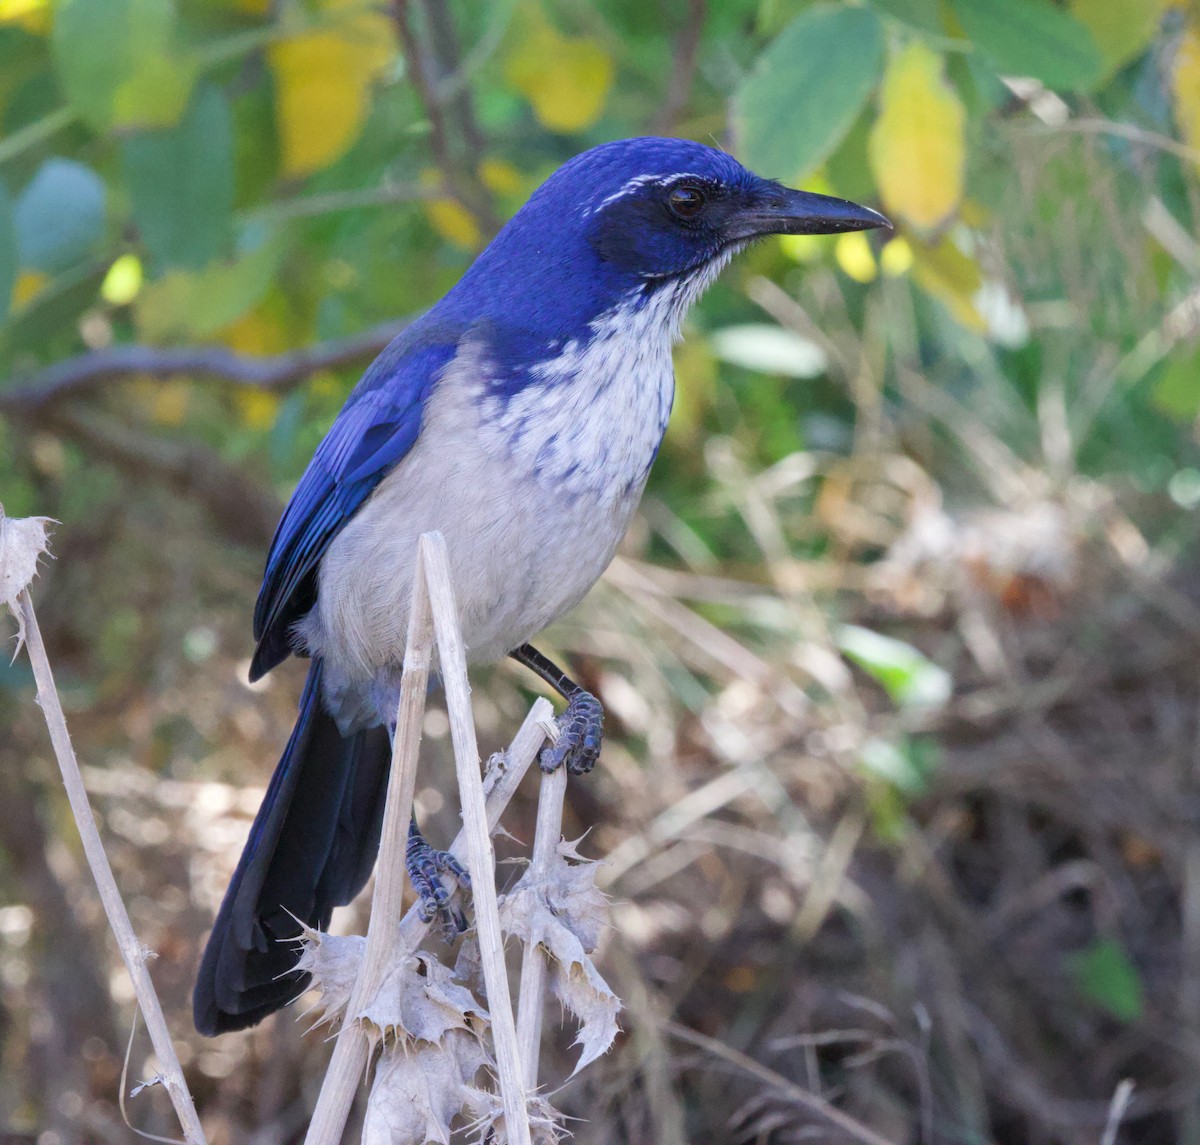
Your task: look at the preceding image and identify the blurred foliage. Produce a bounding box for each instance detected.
[1,0,1200,1142]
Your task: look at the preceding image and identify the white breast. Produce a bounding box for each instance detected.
[476,292,677,501]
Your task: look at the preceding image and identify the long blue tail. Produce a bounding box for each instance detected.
[193,660,390,1034]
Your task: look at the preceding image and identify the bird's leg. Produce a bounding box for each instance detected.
[405,815,471,933]
[509,643,603,774]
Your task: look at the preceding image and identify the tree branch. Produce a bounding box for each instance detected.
[654,0,707,136]
[0,316,414,410]
[392,0,500,235]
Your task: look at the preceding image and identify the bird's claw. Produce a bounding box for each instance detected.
[540,690,603,775]
[406,820,470,933]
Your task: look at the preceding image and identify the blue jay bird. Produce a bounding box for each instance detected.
[194,137,887,1034]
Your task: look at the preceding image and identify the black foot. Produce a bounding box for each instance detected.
[540,690,603,775]
[406,818,470,931]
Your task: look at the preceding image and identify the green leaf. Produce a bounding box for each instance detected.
[950,0,1104,92]
[135,238,282,343]
[859,735,939,797]
[1069,0,1172,78]
[1153,346,1200,422]
[836,624,952,710]
[121,85,233,271]
[14,158,106,274]
[52,0,196,132]
[826,103,876,204]
[733,4,884,181]
[1067,938,1144,1022]
[0,182,15,323]
[710,324,828,378]
[869,0,944,35]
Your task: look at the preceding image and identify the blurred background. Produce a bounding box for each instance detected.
[1,0,1199,1142]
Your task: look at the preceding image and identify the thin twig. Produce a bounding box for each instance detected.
[515,765,568,1089]
[17,590,207,1145]
[392,0,498,233]
[1021,117,1200,166]
[421,531,532,1145]
[392,697,554,947]
[303,549,435,1145]
[0,317,414,409]
[653,0,706,135]
[0,105,76,167]
[240,181,438,226]
[666,1021,896,1145]
[1100,1079,1135,1145]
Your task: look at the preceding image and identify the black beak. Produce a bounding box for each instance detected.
[728,186,891,241]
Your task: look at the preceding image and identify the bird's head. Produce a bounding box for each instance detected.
[574,137,888,281]
[443,137,889,341]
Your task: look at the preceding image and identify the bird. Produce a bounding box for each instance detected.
[194,136,888,1035]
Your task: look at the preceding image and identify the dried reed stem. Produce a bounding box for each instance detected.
[420,531,533,1145]
[304,553,435,1145]
[393,697,554,948]
[18,591,208,1145]
[515,764,568,1089]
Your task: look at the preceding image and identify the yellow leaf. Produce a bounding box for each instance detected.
[1070,0,1172,77]
[779,233,830,263]
[1173,24,1200,172]
[220,306,288,356]
[113,51,196,128]
[419,168,482,250]
[479,158,523,196]
[909,234,985,331]
[506,18,613,133]
[868,42,965,233]
[235,389,281,430]
[0,0,50,33]
[880,236,913,277]
[269,4,396,178]
[425,199,482,248]
[835,231,877,283]
[13,270,48,310]
[101,254,143,306]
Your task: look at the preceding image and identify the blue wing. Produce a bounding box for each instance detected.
[249,333,459,680]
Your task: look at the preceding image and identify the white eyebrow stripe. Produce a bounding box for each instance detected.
[587,171,709,215]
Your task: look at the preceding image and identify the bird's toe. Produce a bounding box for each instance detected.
[406,820,470,932]
[540,690,603,775]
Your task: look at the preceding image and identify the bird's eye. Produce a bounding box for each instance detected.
[668,185,706,220]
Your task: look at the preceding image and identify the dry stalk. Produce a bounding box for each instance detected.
[420,531,533,1145]
[304,548,436,1145]
[304,531,573,1144]
[515,765,568,1088]
[394,696,555,949]
[1,513,206,1145]
[666,1021,896,1145]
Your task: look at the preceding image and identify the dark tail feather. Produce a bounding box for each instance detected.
[193,660,390,1035]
